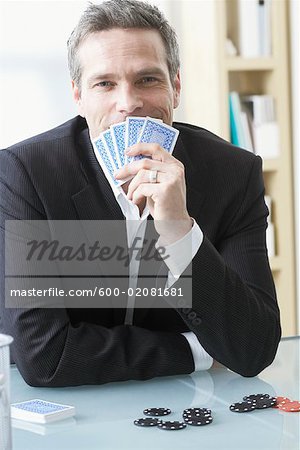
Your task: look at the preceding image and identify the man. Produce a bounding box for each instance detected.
[0,0,280,387]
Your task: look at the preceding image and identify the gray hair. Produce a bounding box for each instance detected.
[67,0,180,89]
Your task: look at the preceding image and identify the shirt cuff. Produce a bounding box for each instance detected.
[182,332,213,372]
[155,219,203,282]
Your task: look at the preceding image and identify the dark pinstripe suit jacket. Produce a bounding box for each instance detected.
[0,116,281,386]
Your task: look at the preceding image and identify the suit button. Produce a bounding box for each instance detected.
[188,311,197,320]
[182,307,192,314]
[177,298,186,308]
[192,317,202,326]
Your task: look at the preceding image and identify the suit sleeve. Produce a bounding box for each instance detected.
[0,149,194,386]
[172,156,281,376]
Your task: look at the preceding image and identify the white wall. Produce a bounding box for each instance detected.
[0,0,219,148]
[0,0,173,148]
[0,1,87,148]
[170,1,221,134]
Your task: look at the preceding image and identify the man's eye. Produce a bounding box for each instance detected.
[139,77,158,84]
[95,81,114,88]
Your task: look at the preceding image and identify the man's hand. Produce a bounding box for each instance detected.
[114,143,192,245]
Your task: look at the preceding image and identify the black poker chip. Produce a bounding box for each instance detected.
[157,420,187,430]
[183,407,211,415]
[229,401,256,413]
[143,407,171,416]
[243,394,270,402]
[253,397,277,409]
[183,415,213,426]
[134,417,161,427]
[183,411,211,419]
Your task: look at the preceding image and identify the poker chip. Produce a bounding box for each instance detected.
[183,411,211,419]
[243,394,270,402]
[143,407,171,416]
[183,407,211,415]
[229,401,256,413]
[134,417,161,427]
[278,401,300,412]
[273,397,291,408]
[230,393,300,414]
[157,420,186,430]
[254,397,277,409]
[136,393,300,433]
[183,415,213,426]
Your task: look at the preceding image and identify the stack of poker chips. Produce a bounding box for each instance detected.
[133,393,300,431]
[229,393,300,413]
[134,407,213,431]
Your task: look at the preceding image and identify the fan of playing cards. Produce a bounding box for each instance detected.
[92,116,179,188]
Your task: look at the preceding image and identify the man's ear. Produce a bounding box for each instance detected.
[71,80,85,118]
[173,70,181,109]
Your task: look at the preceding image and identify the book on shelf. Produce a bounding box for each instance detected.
[258,0,272,56]
[265,195,276,257]
[229,91,280,159]
[229,92,253,152]
[266,222,276,257]
[264,195,272,222]
[237,0,272,58]
[242,94,280,159]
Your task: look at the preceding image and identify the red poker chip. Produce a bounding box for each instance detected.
[273,396,291,408]
[279,401,300,412]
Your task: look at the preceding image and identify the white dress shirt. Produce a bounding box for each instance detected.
[93,146,212,371]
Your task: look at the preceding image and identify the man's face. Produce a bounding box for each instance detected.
[72,28,181,138]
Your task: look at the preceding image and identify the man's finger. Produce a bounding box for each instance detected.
[114,158,170,180]
[131,183,160,205]
[126,142,175,162]
[127,169,166,200]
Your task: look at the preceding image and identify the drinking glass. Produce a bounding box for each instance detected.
[0,334,13,450]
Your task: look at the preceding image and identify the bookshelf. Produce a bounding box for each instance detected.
[225,57,275,71]
[172,0,296,335]
[216,0,296,336]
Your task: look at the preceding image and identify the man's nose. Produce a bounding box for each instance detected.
[116,85,143,115]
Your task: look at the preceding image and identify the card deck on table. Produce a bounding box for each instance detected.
[12,417,77,436]
[11,399,75,424]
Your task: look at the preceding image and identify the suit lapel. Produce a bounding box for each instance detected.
[173,133,208,220]
[71,127,128,323]
[73,127,125,220]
